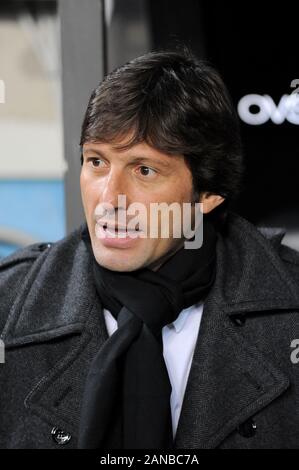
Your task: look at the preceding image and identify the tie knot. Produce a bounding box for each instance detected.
[116,307,165,355]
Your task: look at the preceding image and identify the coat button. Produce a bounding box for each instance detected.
[237,418,257,438]
[51,427,72,445]
[232,314,246,326]
[38,243,52,252]
[32,243,52,252]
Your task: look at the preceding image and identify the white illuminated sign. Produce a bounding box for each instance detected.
[237,94,299,125]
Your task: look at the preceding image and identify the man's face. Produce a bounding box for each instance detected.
[80,136,197,272]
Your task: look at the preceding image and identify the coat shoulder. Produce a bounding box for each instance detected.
[256,223,299,282]
[278,243,299,284]
[0,222,85,333]
[228,212,299,286]
[0,224,86,338]
[0,242,52,270]
[0,243,53,333]
[279,243,299,265]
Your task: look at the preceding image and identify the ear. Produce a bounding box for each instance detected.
[198,192,225,214]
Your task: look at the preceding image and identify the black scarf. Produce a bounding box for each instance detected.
[78,218,217,449]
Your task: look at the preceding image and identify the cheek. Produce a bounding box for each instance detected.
[146,190,192,210]
[175,179,194,203]
[80,175,98,211]
[80,172,87,196]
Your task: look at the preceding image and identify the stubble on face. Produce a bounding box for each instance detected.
[80,138,196,272]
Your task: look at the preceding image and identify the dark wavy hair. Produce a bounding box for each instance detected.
[80,49,245,231]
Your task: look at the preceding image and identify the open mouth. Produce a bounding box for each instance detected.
[98,222,142,238]
[95,221,144,246]
[101,223,140,234]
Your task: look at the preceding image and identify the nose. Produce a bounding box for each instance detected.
[99,167,127,215]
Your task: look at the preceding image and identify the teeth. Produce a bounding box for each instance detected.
[100,223,140,233]
[98,221,139,230]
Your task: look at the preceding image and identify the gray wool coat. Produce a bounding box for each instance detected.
[1,211,299,449]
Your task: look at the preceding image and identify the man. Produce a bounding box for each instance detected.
[1,50,299,449]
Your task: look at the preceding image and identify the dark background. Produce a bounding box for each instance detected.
[196,2,299,229]
[107,0,299,230]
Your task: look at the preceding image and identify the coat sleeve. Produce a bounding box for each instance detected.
[0,244,49,333]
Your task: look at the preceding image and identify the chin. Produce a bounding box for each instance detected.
[93,251,146,272]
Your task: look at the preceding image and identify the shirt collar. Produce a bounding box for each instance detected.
[171,303,201,333]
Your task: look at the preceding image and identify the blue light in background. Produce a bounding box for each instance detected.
[0,179,66,258]
[0,242,19,259]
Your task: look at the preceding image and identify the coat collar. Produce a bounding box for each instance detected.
[211,211,299,315]
[3,212,299,345]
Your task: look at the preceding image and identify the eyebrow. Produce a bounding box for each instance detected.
[83,148,172,169]
[129,156,171,169]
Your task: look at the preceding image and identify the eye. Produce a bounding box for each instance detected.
[137,166,157,178]
[86,157,105,168]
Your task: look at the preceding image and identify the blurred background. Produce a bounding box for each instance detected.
[0,0,298,257]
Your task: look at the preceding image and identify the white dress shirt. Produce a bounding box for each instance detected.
[103,301,204,439]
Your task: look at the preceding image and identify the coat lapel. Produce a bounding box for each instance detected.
[22,299,109,439]
[174,212,299,448]
[173,298,290,448]
[1,228,110,439]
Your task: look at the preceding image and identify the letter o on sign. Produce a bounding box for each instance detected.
[238,94,270,125]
